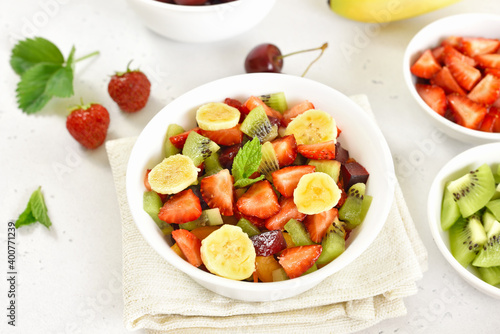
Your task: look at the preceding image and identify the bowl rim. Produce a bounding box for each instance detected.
[128,0,261,12]
[427,142,500,298]
[125,73,396,296]
[403,13,500,142]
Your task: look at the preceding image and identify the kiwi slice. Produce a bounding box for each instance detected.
[486,199,500,221]
[447,164,496,218]
[483,210,498,233]
[259,92,288,113]
[472,219,500,267]
[204,151,223,176]
[284,219,314,246]
[143,191,173,235]
[163,124,185,158]
[316,222,345,266]
[182,131,220,167]
[236,218,260,237]
[441,183,462,230]
[450,215,487,268]
[494,164,500,184]
[302,263,318,276]
[240,105,278,142]
[179,208,224,231]
[339,183,372,229]
[308,159,341,183]
[272,267,289,282]
[258,141,279,181]
[477,266,500,285]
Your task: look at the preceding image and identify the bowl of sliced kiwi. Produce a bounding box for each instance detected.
[126,73,395,301]
[428,142,500,299]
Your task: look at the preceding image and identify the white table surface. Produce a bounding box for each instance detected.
[2,0,500,333]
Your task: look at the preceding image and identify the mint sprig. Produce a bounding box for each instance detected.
[10,37,99,114]
[16,187,52,229]
[232,137,265,188]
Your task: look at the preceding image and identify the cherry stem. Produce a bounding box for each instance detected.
[276,42,328,77]
[75,51,100,63]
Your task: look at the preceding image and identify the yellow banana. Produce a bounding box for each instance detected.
[294,172,342,215]
[328,0,461,23]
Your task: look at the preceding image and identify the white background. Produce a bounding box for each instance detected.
[1,0,500,333]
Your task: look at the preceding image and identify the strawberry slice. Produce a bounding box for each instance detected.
[415,84,447,116]
[272,165,316,198]
[475,54,500,69]
[297,140,336,160]
[144,169,152,191]
[158,189,202,224]
[485,68,500,77]
[304,207,339,243]
[271,135,297,167]
[410,49,442,79]
[441,36,462,48]
[443,45,476,67]
[244,95,283,120]
[468,74,500,105]
[265,197,307,231]
[169,128,201,149]
[447,94,488,130]
[282,100,315,126]
[171,229,203,267]
[445,56,482,91]
[431,67,466,95]
[236,180,280,219]
[200,169,234,216]
[278,245,322,279]
[199,124,244,146]
[479,107,500,132]
[431,46,446,65]
[460,37,500,57]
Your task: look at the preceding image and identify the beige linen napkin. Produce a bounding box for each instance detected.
[106,95,428,334]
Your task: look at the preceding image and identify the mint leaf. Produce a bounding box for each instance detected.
[15,187,52,229]
[232,137,263,186]
[234,175,265,188]
[10,37,64,75]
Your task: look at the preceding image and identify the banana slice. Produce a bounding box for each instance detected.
[196,102,241,131]
[200,224,256,280]
[148,154,200,194]
[284,109,337,145]
[293,172,341,214]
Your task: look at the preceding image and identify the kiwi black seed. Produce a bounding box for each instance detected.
[240,105,278,142]
[449,215,487,268]
[259,92,288,113]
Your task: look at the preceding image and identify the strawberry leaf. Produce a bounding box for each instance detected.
[10,37,64,75]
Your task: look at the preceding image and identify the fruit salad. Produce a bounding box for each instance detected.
[410,35,500,132]
[142,92,372,282]
[441,163,500,286]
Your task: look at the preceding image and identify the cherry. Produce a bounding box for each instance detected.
[244,42,328,77]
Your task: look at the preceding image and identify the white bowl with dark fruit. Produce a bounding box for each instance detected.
[126,73,395,302]
[403,13,500,144]
[126,0,276,43]
[428,142,500,299]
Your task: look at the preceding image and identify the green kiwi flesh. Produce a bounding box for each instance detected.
[339,183,372,229]
[258,141,279,181]
[308,159,341,183]
[447,163,496,218]
[450,215,487,268]
[482,210,498,233]
[284,219,314,246]
[240,105,276,142]
[472,219,500,267]
[259,92,288,113]
[143,191,173,235]
[478,266,500,286]
[486,199,500,221]
[203,151,223,176]
[164,123,185,158]
[182,131,220,167]
[441,182,462,230]
[316,222,345,266]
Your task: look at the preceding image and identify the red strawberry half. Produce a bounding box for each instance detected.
[271,135,297,167]
[475,54,500,69]
[272,165,316,198]
[244,95,283,120]
[278,245,322,279]
[282,100,315,126]
[460,37,500,57]
[304,208,339,243]
[108,62,151,112]
[265,197,307,231]
[431,66,466,95]
[297,140,336,160]
[445,55,482,91]
[66,103,110,149]
[158,189,202,224]
[169,128,201,149]
[200,169,234,216]
[410,49,442,79]
[236,180,280,219]
[447,94,488,130]
[199,124,244,146]
[416,84,447,116]
[479,107,500,132]
[468,74,500,105]
[172,229,203,267]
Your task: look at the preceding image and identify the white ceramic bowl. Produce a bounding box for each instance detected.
[126,0,276,43]
[403,13,500,145]
[126,73,395,301]
[428,142,500,299]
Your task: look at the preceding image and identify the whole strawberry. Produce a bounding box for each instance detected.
[108,62,151,112]
[66,103,110,149]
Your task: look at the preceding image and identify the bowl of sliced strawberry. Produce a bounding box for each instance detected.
[404,13,500,144]
[126,73,395,301]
